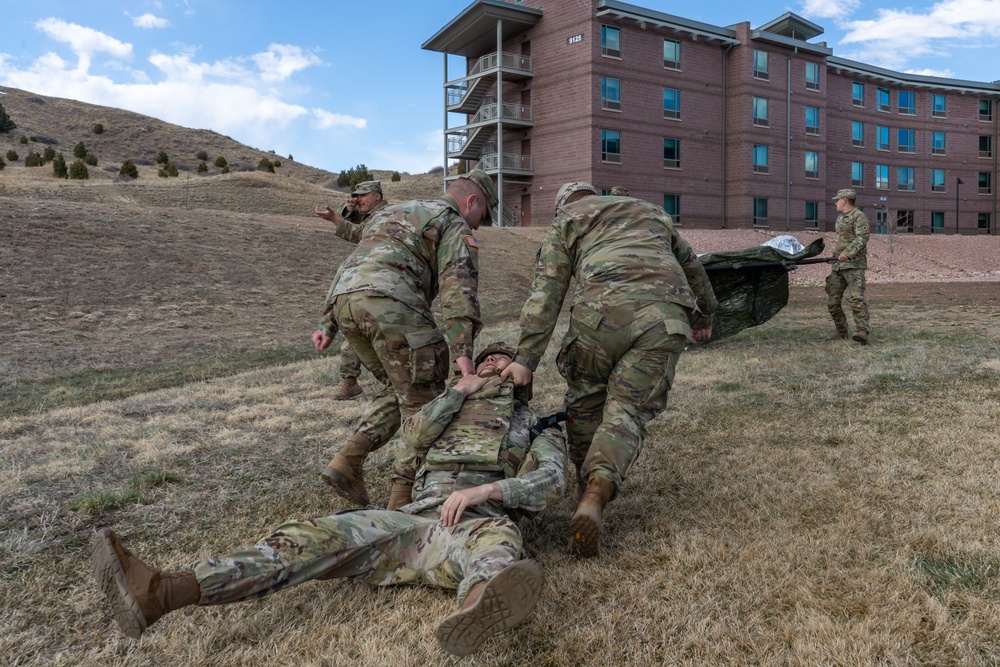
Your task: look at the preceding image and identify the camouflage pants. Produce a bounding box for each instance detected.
[332,293,449,462]
[191,509,521,606]
[336,334,363,380]
[825,268,869,334]
[557,301,689,496]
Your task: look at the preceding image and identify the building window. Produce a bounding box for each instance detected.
[852,161,864,187]
[805,201,819,229]
[876,164,889,189]
[898,129,915,153]
[753,197,768,226]
[980,136,993,158]
[979,172,993,194]
[852,82,865,107]
[878,87,890,112]
[601,25,621,58]
[663,137,680,169]
[931,169,946,192]
[601,77,621,111]
[663,39,680,69]
[753,50,769,80]
[931,211,946,232]
[663,88,681,119]
[806,106,820,135]
[897,166,914,191]
[931,131,946,155]
[753,144,769,174]
[805,62,820,90]
[898,90,915,115]
[753,97,769,127]
[932,94,947,117]
[979,213,992,232]
[980,99,993,122]
[601,129,621,163]
[851,121,864,147]
[663,194,680,223]
[876,126,889,151]
[897,210,914,233]
[805,151,819,179]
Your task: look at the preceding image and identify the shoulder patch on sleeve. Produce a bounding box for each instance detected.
[465,235,479,248]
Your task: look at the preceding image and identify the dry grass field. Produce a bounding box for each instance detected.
[3,87,1000,666]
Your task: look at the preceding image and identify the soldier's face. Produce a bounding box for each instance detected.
[356,191,381,213]
[476,353,511,377]
[460,193,488,230]
[835,197,850,214]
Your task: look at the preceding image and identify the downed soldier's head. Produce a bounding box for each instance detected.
[474,341,532,401]
[555,182,598,210]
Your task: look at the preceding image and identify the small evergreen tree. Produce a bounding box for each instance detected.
[272,159,281,168]
[93,123,104,135]
[0,155,5,171]
[196,149,208,161]
[156,150,169,165]
[197,161,208,173]
[391,171,401,182]
[0,102,15,133]
[336,164,374,190]
[19,135,28,144]
[52,152,68,178]
[24,151,44,167]
[73,141,88,159]
[120,159,139,179]
[43,146,56,162]
[68,159,89,179]
[288,154,293,161]
[221,165,230,174]
[214,155,227,169]
[6,150,18,162]
[84,153,98,166]
[257,157,274,173]
[165,161,178,177]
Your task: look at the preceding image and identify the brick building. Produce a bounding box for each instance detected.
[423,0,999,234]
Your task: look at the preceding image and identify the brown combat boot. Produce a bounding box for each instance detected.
[568,477,616,558]
[826,329,848,341]
[852,330,869,345]
[435,559,544,656]
[91,527,200,639]
[386,481,413,510]
[331,377,362,400]
[321,434,373,505]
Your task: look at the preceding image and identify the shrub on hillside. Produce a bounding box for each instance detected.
[157,161,179,178]
[336,164,373,190]
[93,123,104,135]
[43,146,56,162]
[428,165,444,174]
[214,156,227,169]
[196,150,208,161]
[24,151,44,167]
[6,150,18,162]
[0,156,5,171]
[119,159,139,179]
[18,135,28,144]
[272,159,281,168]
[156,150,169,165]
[68,159,89,179]
[221,166,230,174]
[197,161,208,173]
[73,141,88,159]
[84,153,98,166]
[391,171,401,182]
[52,153,68,179]
[257,157,275,173]
[0,103,15,133]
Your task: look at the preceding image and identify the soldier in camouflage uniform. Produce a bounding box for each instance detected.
[609,186,629,196]
[825,188,871,345]
[315,181,391,400]
[312,170,498,510]
[91,343,566,657]
[502,182,717,557]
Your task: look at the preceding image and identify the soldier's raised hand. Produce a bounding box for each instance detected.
[500,361,533,387]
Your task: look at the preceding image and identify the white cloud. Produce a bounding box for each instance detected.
[799,0,861,20]
[905,67,956,78]
[36,18,132,60]
[252,44,322,83]
[129,12,171,29]
[313,108,366,129]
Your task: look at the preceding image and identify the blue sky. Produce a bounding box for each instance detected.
[1,0,998,175]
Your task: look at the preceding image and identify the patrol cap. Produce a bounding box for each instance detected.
[474,341,517,367]
[610,186,629,196]
[458,169,499,224]
[833,188,857,200]
[555,182,598,209]
[352,180,383,195]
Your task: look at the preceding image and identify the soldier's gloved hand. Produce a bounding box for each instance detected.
[500,361,532,387]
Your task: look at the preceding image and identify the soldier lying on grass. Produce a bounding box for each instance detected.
[92,342,566,657]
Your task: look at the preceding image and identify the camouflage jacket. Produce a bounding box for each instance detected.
[335,198,389,244]
[514,196,718,371]
[397,377,566,519]
[832,206,870,270]
[322,196,482,360]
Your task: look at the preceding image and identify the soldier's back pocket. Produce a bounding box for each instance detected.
[405,328,449,385]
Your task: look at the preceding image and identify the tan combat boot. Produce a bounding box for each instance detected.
[331,377,362,400]
[568,477,615,558]
[852,330,869,345]
[826,329,848,341]
[435,559,544,656]
[386,481,413,510]
[91,527,200,639]
[321,433,373,505]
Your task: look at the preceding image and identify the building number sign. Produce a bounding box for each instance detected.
[566,33,584,45]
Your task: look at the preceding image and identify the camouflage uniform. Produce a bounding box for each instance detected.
[190,377,565,607]
[320,195,483,471]
[513,186,717,495]
[825,200,871,336]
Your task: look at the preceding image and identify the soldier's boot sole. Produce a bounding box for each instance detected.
[92,527,149,640]
[852,331,869,345]
[320,463,369,506]
[435,560,544,657]
[331,382,363,400]
[567,504,603,558]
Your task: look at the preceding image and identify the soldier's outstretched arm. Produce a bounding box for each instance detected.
[440,483,503,526]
